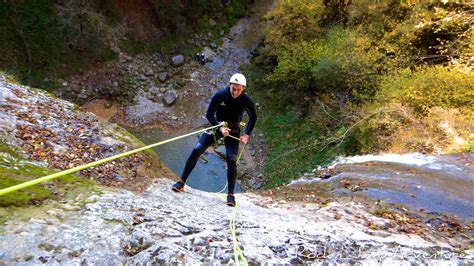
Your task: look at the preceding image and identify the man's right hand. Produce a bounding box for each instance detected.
[219,127,230,137]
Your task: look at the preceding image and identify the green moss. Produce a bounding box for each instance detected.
[0,141,97,208]
[150,34,175,53]
[107,123,159,159]
[38,243,55,252]
[257,108,336,188]
[0,177,52,207]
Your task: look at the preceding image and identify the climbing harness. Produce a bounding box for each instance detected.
[216,121,247,194]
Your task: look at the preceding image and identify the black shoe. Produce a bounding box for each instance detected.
[226,195,236,207]
[172,181,185,192]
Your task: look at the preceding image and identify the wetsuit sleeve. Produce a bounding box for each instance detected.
[244,97,257,135]
[206,92,220,126]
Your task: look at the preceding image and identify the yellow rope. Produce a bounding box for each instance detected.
[217,133,248,265]
[230,205,248,265]
[1,121,250,264]
[0,123,224,196]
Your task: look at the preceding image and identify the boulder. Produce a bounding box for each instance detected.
[145,68,154,77]
[158,72,168,83]
[162,92,177,106]
[149,86,160,96]
[171,55,185,67]
[209,18,217,26]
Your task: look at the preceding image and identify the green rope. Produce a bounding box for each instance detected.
[230,204,248,265]
[0,123,224,196]
[1,120,250,264]
[217,133,248,265]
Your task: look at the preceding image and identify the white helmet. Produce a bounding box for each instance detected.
[229,73,246,87]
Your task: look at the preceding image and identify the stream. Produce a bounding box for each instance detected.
[132,129,241,193]
[292,153,474,220]
[130,0,272,193]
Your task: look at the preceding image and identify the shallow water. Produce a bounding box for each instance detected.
[131,1,270,194]
[294,153,474,220]
[132,128,241,193]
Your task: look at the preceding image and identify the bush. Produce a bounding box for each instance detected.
[352,65,473,154]
[0,1,117,89]
[267,27,383,101]
[383,2,473,66]
[0,1,66,73]
[377,66,473,114]
[264,0,324,45]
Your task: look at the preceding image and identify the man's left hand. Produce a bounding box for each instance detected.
[240,134,249,144]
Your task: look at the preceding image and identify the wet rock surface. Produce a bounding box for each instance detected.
[1,179,471,264]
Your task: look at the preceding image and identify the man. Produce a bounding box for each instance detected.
[171,73,257,207]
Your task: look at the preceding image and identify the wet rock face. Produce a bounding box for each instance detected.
[0,179,470,265]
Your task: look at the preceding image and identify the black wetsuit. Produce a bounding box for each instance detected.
[181,86,257,194]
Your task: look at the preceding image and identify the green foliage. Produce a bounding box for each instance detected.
[319,0,352,27]
[0,0,116,90]
[251,0,473,187]
[383,1,472,66]
[258,107,336,188]
[377,66,474,114]
[265,0,324,45]
[243,63,338,187]
[225,0,247,25]
[268,27,382,100]
[0,1,66,73]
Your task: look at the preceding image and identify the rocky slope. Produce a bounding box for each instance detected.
[2,177,473,264]
[0,74,172,198]
[0,74,472,265]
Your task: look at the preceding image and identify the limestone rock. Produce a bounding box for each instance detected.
[159,72,168,83]
[171,55,185,67]
[162,92,177,106]
[209,18,217,26]
[149,86,160,96]
[0,179,465,265]
[144,68,154,77]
